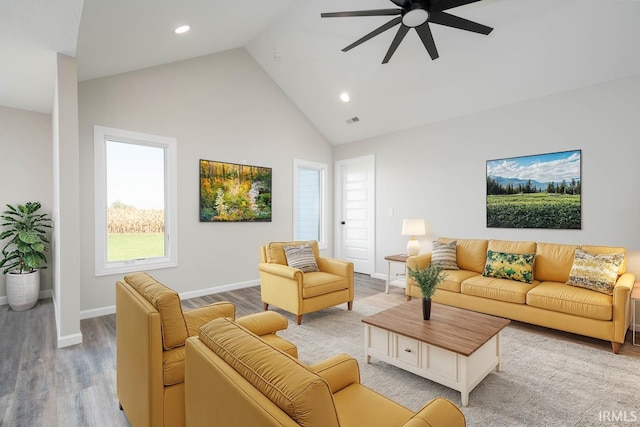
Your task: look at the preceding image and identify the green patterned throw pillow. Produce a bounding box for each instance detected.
[482,250,535,283]
[431,240,459,270]
[566,249,624,295]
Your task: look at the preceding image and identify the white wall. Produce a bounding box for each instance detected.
[52,53,82,347]
[77,48,334,314]
[335,74,640,282]
[0,106,53,301]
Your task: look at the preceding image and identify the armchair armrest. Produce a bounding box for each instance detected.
[236,311,289,336]
[401,398,466,427]
[184,301,236,336]
[258,262,303,280]
[316,257,352,277]
[309,354,360,393]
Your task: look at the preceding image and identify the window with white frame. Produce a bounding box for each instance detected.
[94,126,178,276]
[293,159,327,249]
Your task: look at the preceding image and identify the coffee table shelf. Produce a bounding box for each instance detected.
[362,300,510,406]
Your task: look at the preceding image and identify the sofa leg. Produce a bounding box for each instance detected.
[347,301,353,310]
[263,303,269,311]
[406,295,412,301]
[119,402,123,411]
[296,315,302,325]
[611,341,621,354]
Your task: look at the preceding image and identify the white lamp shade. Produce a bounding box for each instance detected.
[402,219,426,256]
[401,219,426,236]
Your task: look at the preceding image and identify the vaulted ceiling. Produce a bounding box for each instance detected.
[2,0,640,144]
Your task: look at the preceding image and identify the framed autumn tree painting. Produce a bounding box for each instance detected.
[199,159,272,222]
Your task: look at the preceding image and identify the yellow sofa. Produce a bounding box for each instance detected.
[259,240,355,324]
[185,317,466,427]
[406,238,636,353]
[116,272,298,427]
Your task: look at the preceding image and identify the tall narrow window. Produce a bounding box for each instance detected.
[94,126,177,276]
[293,159,327,249]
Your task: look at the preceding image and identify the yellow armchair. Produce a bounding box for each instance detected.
[259,241,354,324]
[115,272,297,427]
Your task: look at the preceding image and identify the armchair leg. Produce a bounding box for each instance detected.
[612,341,621,354]
[347,301,353,311]
[296,315,302,325]
[263,303,269,311]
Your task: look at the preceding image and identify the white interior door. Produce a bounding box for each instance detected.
[335,155,375,275]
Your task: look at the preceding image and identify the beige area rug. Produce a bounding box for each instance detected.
[278,296,640,427]
[358,287,408,308]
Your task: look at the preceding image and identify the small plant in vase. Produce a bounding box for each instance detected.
[407,263,448,320]
[0,202,52,311]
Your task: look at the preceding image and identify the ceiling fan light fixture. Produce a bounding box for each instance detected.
[402,9,429,28]
[174,25,190,34]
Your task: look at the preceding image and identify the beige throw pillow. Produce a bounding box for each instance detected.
[566,249,624,295]
[431,240,459,270]
[284,244,319,272]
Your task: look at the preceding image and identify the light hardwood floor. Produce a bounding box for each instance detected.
[1,274,638,426]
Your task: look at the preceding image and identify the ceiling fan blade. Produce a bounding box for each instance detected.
[382,25,410,64]
[389,0,411,7]
[321,9,402,18]
[416,24,439,60]
[429,11,493,35]
[343,17,402,52]
[431,0,483,12]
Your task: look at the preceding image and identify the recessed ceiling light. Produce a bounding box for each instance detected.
[174,25,190,35]
[340,92,350,103]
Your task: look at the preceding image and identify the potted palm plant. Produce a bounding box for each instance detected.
[407,263,448,320]
[0,202,52,311]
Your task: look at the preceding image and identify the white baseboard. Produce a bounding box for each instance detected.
[57,332,83,348]
[80,305,116,319]
[180,279,259,300]
[52,293,84,349]
[0,289,53,306]
[371,273,387,281]
[78,279,260,320]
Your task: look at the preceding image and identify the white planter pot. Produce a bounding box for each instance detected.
[6,270,40,311]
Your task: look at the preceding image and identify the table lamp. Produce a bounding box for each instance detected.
[401,219,426,256]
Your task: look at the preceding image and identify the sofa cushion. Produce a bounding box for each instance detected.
[284,243,319,272]
[332,383,412,426]
[482,250,535,284]
[430,240,459,270]
[526,282,613,321]
[124,272,188,350]
[438,238,488,273]
[488,239,537,254]
[434,270,480,293]
[534,242,577,283]
[461,275,539,304]
[302,272,348,298]
[566,249,624,295]
[198,318,340,427]
[163,346,185,385]
[266,241,319,265]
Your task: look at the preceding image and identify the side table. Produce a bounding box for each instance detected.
[632,282,640,346]
[384,254,408,294]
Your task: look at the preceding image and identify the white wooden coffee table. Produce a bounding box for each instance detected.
[362,300,511,406]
